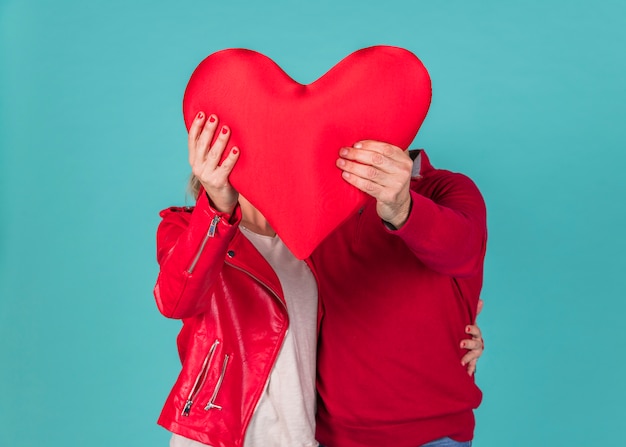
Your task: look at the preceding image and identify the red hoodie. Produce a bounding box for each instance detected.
[312,151,487,447]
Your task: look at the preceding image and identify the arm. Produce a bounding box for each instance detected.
[337,140,486,277]
[154,112,241,319]
[154,194,241,319]
[394,172,487,277]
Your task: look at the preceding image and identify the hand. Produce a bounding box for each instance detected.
[337,140,413,229]
[461,299,485,376]
[188,112,240,214]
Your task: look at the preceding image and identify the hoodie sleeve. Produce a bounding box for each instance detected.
[387,170,487,278]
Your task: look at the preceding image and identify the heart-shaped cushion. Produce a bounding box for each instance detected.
[183,45,431,259]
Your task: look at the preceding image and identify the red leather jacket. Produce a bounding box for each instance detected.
[153,192,311,447]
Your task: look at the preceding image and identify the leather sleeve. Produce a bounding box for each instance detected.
[153,192,242,319]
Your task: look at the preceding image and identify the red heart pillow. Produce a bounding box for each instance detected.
[183,45,431,259]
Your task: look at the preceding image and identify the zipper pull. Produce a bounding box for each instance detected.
[182,399,193,417]
[208,215,220,237]
[204,402,223,411]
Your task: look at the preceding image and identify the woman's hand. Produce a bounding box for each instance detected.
[461,299,485,376]
[188,112,240,214]
[336,140,413,229]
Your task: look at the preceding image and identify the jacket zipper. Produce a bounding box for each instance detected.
[204,354,230,411]
[182,339,220,417]
[187,215,221,274]
[223,261,289,417]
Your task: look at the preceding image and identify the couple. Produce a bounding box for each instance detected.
[154,110,487,447]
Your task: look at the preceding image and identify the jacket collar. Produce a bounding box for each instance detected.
[226,230,286,305]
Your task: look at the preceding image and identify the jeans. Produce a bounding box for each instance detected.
[320,438,471,447]
[421,437,472,447]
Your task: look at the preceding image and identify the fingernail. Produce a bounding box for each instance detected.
[461,342,466,348]
[337,158,346,167]
[354,142,363,149]
[221,127,228,134]
[197,112,204,119]
[466,326,471,333]
[209,115,216,123]
[339,148,349,156]
[232,148,239,155]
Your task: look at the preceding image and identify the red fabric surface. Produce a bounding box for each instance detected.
[183,45,431,259]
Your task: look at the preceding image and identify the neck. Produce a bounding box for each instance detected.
[239,196,276,237]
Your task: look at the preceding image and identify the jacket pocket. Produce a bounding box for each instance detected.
[204,353,230,411]
[182,339,220,416]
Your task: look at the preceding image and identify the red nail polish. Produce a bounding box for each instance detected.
[197,112,203,119]
[221,127,228,134]
[209,116,216,123]
[466,326,471,332]
[232,148,239,155]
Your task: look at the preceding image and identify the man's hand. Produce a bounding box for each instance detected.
[336,140,413,229]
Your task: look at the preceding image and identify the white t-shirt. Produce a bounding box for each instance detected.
[171,227,318,447]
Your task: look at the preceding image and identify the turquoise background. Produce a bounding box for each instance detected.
[1,0,625,445]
